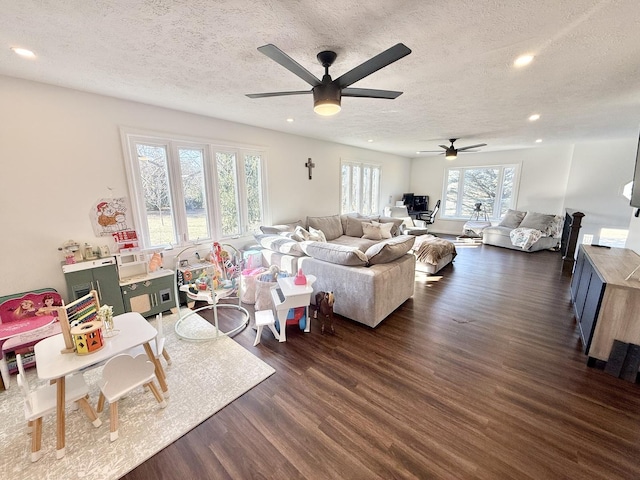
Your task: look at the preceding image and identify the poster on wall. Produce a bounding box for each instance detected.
[90,197,134,236]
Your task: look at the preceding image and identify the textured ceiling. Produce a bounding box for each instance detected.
[2,0,640,157]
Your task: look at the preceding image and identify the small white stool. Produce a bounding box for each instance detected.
[253,310,279,346]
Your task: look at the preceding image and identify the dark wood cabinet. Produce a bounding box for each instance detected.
[571,245,640,363]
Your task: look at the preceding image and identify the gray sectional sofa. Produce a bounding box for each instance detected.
[256,213,416,327]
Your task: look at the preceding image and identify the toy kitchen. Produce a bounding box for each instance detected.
[59,240,176,318]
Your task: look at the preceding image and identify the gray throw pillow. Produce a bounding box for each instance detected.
[498,209,526,228]
[300,241,368,266]
[519,211,557,232]
[345,216,369,237]
[340,213,360,233]
[365,235,416,265]
[306,215,343,241]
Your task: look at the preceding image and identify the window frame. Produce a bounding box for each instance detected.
[340,160,382,215]
[441,163,520,221]
[120,128,268,248]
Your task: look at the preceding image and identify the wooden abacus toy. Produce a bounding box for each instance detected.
[54,290,101,354]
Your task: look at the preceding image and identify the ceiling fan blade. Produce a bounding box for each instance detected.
[417,150,443,153]
[335,43,412,88]
[257,44,322,87]
[438,145,449,149]
[341,88,403,99]
[246,90,312,98]
[457,143,487,151]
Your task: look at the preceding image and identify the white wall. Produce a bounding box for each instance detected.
[0,76,411,299]
[626,212,640,252]
[563,138,637,245]
[409,146,574,235]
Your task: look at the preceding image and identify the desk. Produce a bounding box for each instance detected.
[35,312,166,458]
[271,275,316,342]
[409,210,431,221]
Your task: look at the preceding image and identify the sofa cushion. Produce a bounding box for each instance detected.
[365,235,416,265]
[362,222,383,240]
[519,211,557,233]
[255,234,306,256]
[307,215,343,241]
[260,220,303,234]
[300,241,368,266]
[498,209,526,228]
[328,234,379,252]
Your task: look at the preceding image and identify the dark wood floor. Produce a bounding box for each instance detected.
[123,241,640,480]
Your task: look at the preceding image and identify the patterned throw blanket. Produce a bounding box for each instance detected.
[413,235,457,265]
[510,227,543,250]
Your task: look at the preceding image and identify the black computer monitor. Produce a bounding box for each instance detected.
[413,195,428,212]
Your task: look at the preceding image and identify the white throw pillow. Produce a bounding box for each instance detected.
[309,226,327,242]
[362,222,382,240]
[372,221,393,239]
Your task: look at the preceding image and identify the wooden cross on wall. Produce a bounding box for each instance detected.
[305,158,315,180]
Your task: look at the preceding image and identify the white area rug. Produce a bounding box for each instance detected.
[0,311,275,480]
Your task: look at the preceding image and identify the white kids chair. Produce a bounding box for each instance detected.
[128,312,171,365]
[126,312,171,388]
[16,354,102,462]
[96,354,167,441]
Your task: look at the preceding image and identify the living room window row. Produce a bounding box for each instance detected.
[442,164,520,221]
[340,161,381,216]
[121,129,267,249]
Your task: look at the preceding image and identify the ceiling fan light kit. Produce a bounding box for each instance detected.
[246,43,411,116]
[313,81,342,116]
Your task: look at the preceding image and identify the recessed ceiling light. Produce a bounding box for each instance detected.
[286,118,294,122]
[529,114,540,121]
[367,139,373,143]
[535,139,542,143]
[416,151,421,154]
[514,54,534,67]
[11,47,35,58]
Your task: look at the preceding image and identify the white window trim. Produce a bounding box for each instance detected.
[340,159,382,215]
[440,163,520,221]
[119,127,269,248]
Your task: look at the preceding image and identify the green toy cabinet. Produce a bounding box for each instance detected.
[120,270,176,317]
[62,258,125,315]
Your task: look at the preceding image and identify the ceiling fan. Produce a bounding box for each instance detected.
[246,43,411,116]
[418,139,487,160]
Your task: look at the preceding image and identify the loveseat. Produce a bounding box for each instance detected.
[256,213,416,328]
[482,209,564,252]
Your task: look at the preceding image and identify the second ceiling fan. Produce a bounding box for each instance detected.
[246,43,411,116]
[419,139,487,160]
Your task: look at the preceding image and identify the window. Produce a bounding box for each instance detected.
[341,161,381,215]
[442,164,519,220]
[122,130,266,248]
